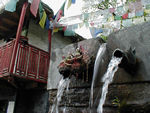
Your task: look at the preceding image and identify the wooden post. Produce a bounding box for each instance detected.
[10,2,28,73]
[48,29,52,57]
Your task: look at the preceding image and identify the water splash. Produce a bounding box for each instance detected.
[89,43,107,109]
[97,56,122,113]
[50,78,71,113]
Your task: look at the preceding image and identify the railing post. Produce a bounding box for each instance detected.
[10,2,28,73]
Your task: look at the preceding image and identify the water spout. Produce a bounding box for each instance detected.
[113,48,137,75]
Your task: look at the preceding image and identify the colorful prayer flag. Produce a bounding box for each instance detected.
[108,16,114,22]
[128,12,135,18]
[122,19,133,27]
[134,1,143,12]
[109,8,115,13]
[90,27,103,38]
[144,9,150,14]
[115,16,122,20]
[55,1,65,22]
[122,13,128,19]
[53,28,59,33]
[45,17,50,30]
[146,4,150,9]
[72,0,76,4]
[67,0,72,9]
[63,26,67,31]
[39,11,47,29]
[30,0,40,17]
[135,10,144,17]
[39,2,44,19]
[5,0,17,12]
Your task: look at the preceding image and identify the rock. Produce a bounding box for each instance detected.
[48,38,105,89]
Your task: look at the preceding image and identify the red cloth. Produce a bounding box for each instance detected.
[122,13,128,19]
[30,0,40,17]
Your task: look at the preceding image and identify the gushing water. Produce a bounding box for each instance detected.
[89,43,107,109]
[50,78,71,113]
[97,56,122,113]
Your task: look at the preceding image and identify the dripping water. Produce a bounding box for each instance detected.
[97,56,122,113]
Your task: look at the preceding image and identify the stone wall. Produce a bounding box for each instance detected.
[48,38,105,113]
[48,21,150,113]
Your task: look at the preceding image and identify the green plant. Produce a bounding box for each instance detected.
[112,96,121,107]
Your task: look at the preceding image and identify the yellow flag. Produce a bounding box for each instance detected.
[53,28,59,33]
[67,0,72,9]
[144,9,150,14]
[39,11,47,29]
[108,16,114,22]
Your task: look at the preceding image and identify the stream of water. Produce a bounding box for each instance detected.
[50,77,71,113]
[97,56,122,113]
[89,43,107,110]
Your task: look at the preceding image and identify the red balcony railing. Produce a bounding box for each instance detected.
[0,39,49,83]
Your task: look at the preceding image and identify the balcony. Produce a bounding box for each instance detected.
[0,38,49,83]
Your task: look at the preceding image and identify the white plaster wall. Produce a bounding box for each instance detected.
[27,20,73,52]
[27,20,49,52]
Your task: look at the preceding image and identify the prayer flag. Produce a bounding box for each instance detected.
[67,0,72,9]
[134,1,143,12]
[146,4,150,9]
[122,19,133,27]
[108,16,114,22]
[5,0,17,12]
[72,0,76,4]
[128,12,135,18]
[90,27,103,38]
[64,26,75,36]
[109,8,115,13]
[55,1,65,22]
[63,26,67,31]
[53,28,59,33]
[45,17,50,30]
[39,2,44,19]
[144,9,150,14]
[135,10,144,17]
[122,13,128,19]
[115,16,122,20]
[30,0,40,17]
[39,11,47,29]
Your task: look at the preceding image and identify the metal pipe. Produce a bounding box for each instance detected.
[10,2,28,73]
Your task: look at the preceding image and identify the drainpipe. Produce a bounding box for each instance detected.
[10,2,29,73]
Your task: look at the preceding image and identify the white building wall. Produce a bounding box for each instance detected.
[27,20,73,52]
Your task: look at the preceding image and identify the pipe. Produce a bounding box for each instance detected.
[113,48,137,75]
